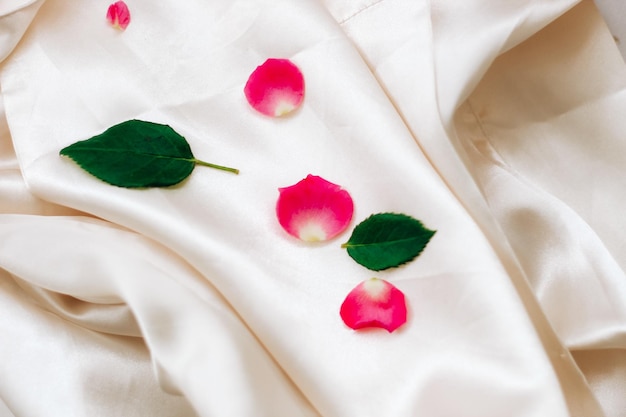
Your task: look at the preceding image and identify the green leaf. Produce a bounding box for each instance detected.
[60,119,238,188]
[341,213,436,271]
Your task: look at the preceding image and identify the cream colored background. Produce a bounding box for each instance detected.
[1,1,625,416]
[595,0,626,58]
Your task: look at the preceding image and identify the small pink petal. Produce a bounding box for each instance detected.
[277,175,353,242]
[340,278,407,333]
[107,1,131,30]
[244,58,305,117]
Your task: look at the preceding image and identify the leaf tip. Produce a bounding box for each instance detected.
[59,144,72,157]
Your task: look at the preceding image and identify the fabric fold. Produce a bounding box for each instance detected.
[0,214,318,417]
[452,1,626,415]
[0,266,199,417]
[0,0,45,63]
[1,0,624,416]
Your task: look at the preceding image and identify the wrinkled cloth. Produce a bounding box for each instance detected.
[1,0,625,416]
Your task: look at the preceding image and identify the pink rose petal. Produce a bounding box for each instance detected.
[277,175,353,242]
[244,58,305,117]
[107,1,131,30]
[340,278,407,333]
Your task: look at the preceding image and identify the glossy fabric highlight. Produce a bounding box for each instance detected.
[1,0,624,416]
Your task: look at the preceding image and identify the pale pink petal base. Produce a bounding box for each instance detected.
[107,1,131,30]
[277,175,354,242]
[340,278,407,332]
[245,58,305,117]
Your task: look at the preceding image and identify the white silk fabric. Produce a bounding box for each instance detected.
[1,0,624,416]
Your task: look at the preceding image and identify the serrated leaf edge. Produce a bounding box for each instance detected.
[347,240,433,271]
[341,212,437,271]
[59,119,239,188]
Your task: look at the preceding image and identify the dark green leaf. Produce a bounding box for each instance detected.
[60,119,238,188]
[342,212,436,271]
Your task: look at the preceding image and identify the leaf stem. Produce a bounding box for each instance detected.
[193,158,239,174]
